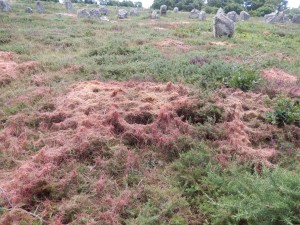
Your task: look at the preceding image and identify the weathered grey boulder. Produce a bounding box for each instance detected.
[227,11,239,22]
[292,14,300,23]
[240,11,250,20]
[77,8,90,19]
[0,0,11,12]
[160,5,167,16]
[130,8,139,16]
[25,7,33,13]
[217,8,224,15]
[151,10,158,19]
[173,7,178,13]
[264,12,289,23]
[65,0,73,13]
[89,8,101,19]
[213,13,235,38]
[118,9,128,19]
[99,6,109,15]
[36,1,45,13]
[189,9,200,19]
[199,11,206,21]
[264,12,276,23]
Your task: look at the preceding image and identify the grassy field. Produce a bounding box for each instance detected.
[0,1,300,224]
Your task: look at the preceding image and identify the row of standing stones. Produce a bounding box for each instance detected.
[1,0,300,24]
[1,1,300,33]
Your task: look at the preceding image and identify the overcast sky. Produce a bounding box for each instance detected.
[139,0,299,9]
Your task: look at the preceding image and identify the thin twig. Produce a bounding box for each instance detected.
[0,187,13,208]
[0,187,46,224]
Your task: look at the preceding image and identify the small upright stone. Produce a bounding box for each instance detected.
[213,13,235,38]
[160,5,167,16]
[118,9,128,19]
[89,8,101,19]
[36,1,45,13]
[217,8,224,14]
[65,0,73,13]
[199,11,206,21]
[0,0,11,12]
[77,8,90,19]
[151,10,158,19]
[227,11,239,22]
[25,7,33,13]
[240,11,250,21]
[99,6,109,15]
[130,8,139,16]
[189,9,200,19]
[173,7,178,13]
[292,14,300,23]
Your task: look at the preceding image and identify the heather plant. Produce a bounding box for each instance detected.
[266,95,300,126]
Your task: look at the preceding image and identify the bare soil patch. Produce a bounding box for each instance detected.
[209,41,236,47]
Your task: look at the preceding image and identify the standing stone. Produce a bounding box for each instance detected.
[264,12,288,23]
[25,7,33,13]
[99,6,109,15]
[0,0,11,12]
[189,9,200,19]
[160,5,167,16]
[240,11,250,21]
[227,11,239,22]
[292,14,300,23]
[65,0,73,13]
[118,9,128,19]
[264,12,276,23]
[130,8,139,16]
[173,7,178,13]
[213,13,235,38]
[151,10,158,19]
[36,1,45,13]
[77,8,90,19]
[89,8,101,19]
[199,11,206,21]
[217,8,224,14]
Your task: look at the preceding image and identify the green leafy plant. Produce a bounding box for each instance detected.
[266,95,300,126]
[224,66,261,92]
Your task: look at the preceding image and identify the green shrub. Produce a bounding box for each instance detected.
[266,95,300,126]
[224,3,244,14]
[172,144,300,225]
[253,5,274,17]
[224,66,261,92]
[203,6,219,14]
[203,166,300,225]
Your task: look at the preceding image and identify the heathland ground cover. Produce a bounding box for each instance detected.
[0,1,300,224]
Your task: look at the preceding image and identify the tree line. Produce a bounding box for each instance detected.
[151,0,291,16]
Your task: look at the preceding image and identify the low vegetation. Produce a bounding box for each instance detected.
[0,1,299,224]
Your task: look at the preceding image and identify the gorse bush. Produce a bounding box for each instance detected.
[172,144,300,225]
[266,95,300,126]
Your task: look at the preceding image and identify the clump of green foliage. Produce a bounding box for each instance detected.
[224,66,261,92]
[266,95,300,126]
[172,144,300,225]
